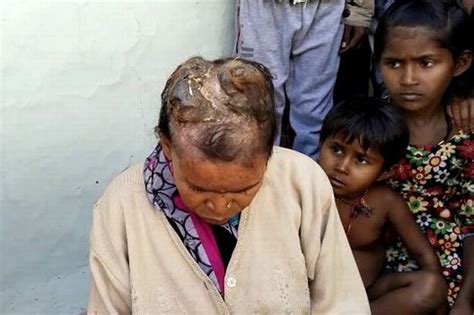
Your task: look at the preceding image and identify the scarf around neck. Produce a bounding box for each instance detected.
[143,143,238,294]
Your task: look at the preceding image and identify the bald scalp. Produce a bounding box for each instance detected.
[171,120,269,165]
[156,57,277,163]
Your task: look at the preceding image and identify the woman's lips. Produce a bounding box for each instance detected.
[200,216,229,225]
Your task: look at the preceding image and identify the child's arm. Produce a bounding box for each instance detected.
[450,236,474,314]
[385,189,441,272]
[340,0,373,52]
[451,154,474,314]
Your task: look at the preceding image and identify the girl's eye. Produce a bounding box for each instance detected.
[330,144,343,155]
[356,156,369,164]
[385,60,401,69]
[420,59,434,68]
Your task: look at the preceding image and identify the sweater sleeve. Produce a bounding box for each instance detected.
[87,196,132,315]
[300,167,370,314]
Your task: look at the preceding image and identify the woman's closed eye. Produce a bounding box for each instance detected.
[189,186,206,194]
[188,184,256,196]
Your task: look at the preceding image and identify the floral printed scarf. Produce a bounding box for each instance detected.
[143,143,238,294]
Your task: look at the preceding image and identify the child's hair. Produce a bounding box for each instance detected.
[374,0,473,99]
[320,97,409,170]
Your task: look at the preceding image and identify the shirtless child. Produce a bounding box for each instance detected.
[319,97,447,314]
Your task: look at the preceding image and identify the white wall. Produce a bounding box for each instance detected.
[0,1,235,313]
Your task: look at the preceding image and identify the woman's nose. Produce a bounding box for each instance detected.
[205,195,229,215]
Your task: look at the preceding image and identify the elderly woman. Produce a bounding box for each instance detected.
[87,57,369,313]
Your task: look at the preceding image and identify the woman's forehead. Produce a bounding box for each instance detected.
[176,152,267,192]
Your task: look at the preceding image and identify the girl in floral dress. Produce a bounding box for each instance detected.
[374,0,473,312]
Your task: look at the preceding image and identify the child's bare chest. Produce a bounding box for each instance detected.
[337,203,387,250]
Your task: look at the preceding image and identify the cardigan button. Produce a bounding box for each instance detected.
[226,276,237,288]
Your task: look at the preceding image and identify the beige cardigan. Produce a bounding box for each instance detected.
[88,147,370,314]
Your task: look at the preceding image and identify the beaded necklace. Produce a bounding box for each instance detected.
[336,190,373,238]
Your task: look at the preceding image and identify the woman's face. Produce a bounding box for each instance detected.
[162,137,268,225]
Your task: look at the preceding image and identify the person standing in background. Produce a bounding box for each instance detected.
[235,0,374,159]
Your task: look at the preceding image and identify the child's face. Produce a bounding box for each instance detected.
[380,26,458,113]
[319,135,387,199]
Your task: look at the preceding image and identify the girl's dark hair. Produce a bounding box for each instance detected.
[374,0,473,99]
[156,57,277,162]
[320,97,409,169]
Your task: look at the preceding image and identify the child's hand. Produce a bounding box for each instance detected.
[462,0,473,14]
[447,98,474,133]
[340,25,366,53]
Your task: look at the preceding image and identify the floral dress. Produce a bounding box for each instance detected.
[385,130,474,306]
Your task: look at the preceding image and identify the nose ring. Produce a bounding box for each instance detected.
[226,200,234,209]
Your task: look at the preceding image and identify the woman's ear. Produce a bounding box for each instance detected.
[159,133,172,160]
[454,50,472,77]
[376,166,396,182]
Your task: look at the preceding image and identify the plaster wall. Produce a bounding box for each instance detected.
[0,1,235,313]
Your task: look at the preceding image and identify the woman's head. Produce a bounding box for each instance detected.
[156,57,276,224]
[374,0,473,109]
[157,56,276,163]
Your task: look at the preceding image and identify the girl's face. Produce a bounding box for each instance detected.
[380,26,462,113]
[161,136,267,225]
